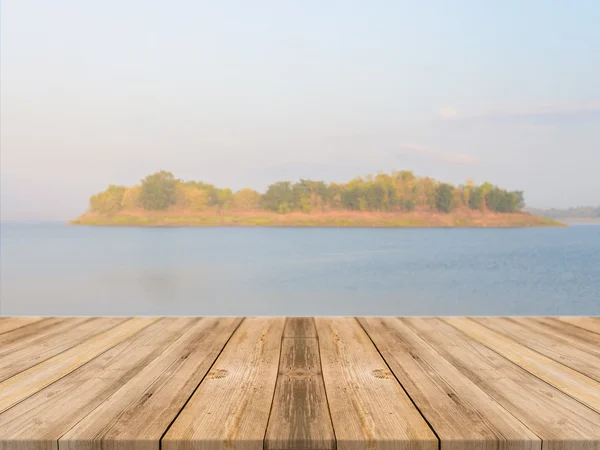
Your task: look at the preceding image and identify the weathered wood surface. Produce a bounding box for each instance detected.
[283,316,318,338]
[427,318,600,449]
[358,317,540,450]
[0,317,127,382]
[265,318,335,450]
[0,318,192,450]
[446,317,600,414]
[0,317,156,414]
[162,317,286,450]
[60,317,242,450]
[315,317,437,450]
[474,317,600,382]
[0,317,73,351]
[557,316,600,335]
[0,317,44,335]
[538,317,600,352]
[1,316,600,450]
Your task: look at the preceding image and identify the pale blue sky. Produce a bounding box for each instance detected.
[1,0,599,220]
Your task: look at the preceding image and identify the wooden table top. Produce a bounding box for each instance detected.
[0,316,599,450]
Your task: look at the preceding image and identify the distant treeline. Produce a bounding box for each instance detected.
[88,170,525,215]
[526,206,600,219]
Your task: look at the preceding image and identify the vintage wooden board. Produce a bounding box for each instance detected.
[162,317,286,450]
[0,317,157,414]
[445,317,600,414]
[0,318,188,450]
[358,317,540,450]
[557,316,600,335]
[0,317,72,350]
[532,317,600,353]
[0,317,127,382]
[315,317,437,450]
[265,318,335,450]
[1,316,599,450]
[408,318,600,449]
[60,317,242,450]
[474,316,600,382]
[0,317,45,335]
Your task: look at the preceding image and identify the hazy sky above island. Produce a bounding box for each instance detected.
[1,1,599,220]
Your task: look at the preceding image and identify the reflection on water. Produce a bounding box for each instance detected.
[1,223,599,316]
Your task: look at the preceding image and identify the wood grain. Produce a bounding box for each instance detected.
[162,317,286,450]
[359,317,540,450]
[474,316,600,382]
[283,317,317,338]
[530,317,600,350]
[555,316,600,336]
[0,317,156,414]
[0,317,44,335]
[265,318,335,450]
[406,317,600,449]
[59,317,242,450]
[445,317,600,413]
[0,318,194,450]
[0,317,127,382]
[0,317,89,358]
[1,316,600,450]
[0,317,70,349]
[315,317,437,450]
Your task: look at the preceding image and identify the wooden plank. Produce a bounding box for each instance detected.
[359,317,540,450]
[525,317,600,354]
[555,316,600,337]
[162,317,285,450]
[0,317,156,413]
[283,317,317,338]
[0,318,196,450]
[445,317,600,414]
[315,317,437,450]
[405,318,600,449]
[265,318,335,450]
[0,317,89,357]
[0,317,128,382]
[474,317,600,382]
[0,317,44,335]
[59,317,242,450]
[0,317,71,348]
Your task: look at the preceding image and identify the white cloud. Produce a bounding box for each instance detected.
[439,107,459,119]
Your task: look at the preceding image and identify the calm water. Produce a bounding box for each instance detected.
[1,223,599,316]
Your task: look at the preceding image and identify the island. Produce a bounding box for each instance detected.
[70,170,564,227]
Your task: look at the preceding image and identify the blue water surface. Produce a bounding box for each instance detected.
[1,223,599,316]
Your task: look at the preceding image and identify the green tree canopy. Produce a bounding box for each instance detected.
[233,188,261,210]
[176,183,209,211]
[435,183,454,213]
[90,185,127,214]
[215,188,234,213]
[87,170,528,216]
[261,182,294,212]
[139,171,177,210]
[120,186,141,209]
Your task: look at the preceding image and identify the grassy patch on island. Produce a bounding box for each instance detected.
[70,210,565,228]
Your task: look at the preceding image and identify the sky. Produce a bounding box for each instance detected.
[1,0,599,220]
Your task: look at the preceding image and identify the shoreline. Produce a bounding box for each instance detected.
[69,210,566,228]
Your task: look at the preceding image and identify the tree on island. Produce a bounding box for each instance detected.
[89,185,127,214]
[87,170,527,216]
[436,183,454,213]
[139,171,177,210]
